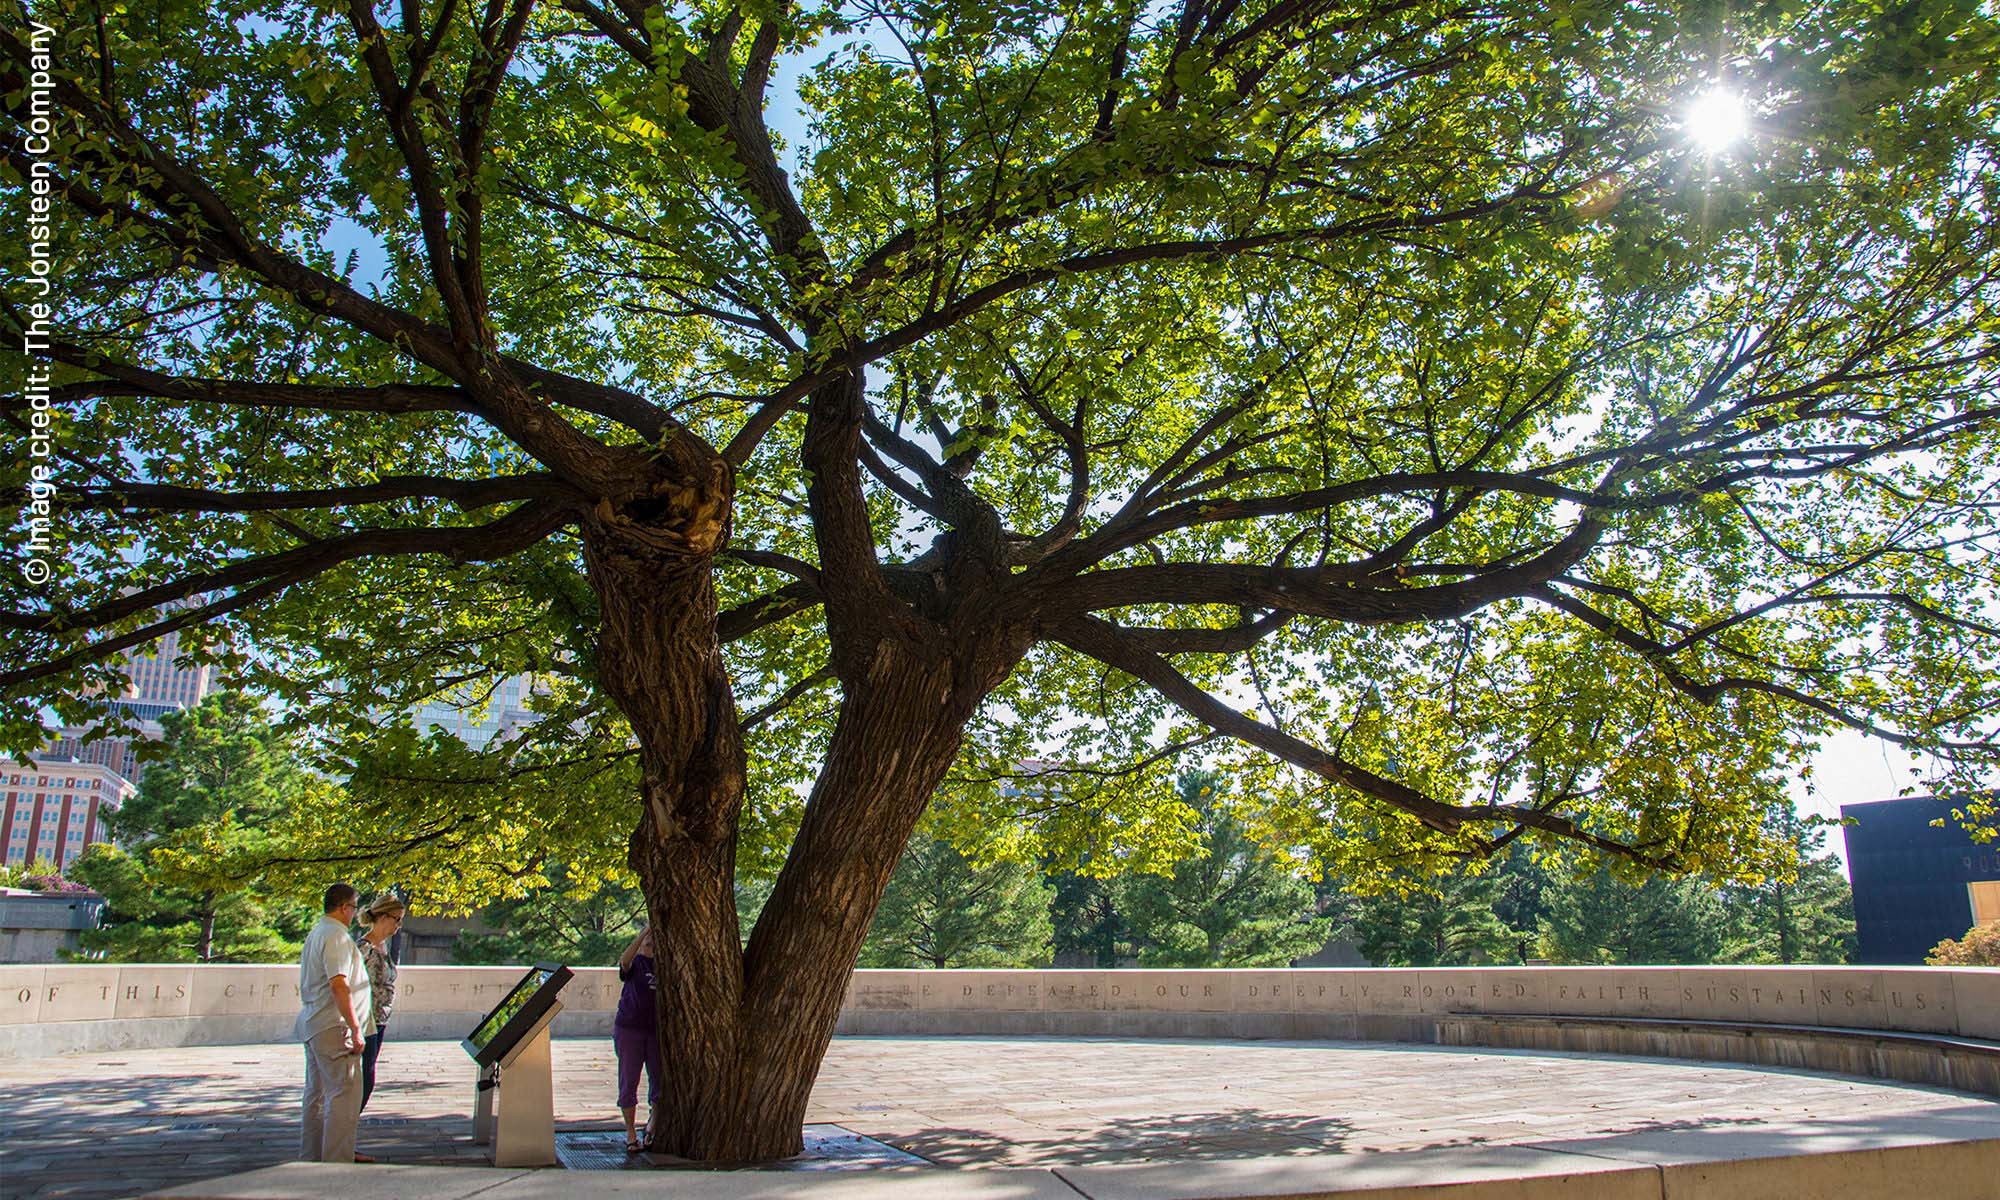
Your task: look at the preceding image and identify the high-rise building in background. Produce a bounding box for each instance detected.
[44,623,217,788]
[410,673,539,751]
[120,628,212,707]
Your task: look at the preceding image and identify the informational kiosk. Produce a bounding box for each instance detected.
[462,963,572,1166]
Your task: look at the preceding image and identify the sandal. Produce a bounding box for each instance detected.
[624,1138,641,1154]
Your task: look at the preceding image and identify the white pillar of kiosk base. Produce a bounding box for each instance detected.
[471,1000,564,1167]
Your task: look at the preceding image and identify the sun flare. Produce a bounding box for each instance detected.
[1684,89,1750,152]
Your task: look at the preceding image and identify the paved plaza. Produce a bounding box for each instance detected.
[3,1036,1996,1199]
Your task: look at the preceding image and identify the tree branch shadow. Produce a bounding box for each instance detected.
[877,1107,1356,1165]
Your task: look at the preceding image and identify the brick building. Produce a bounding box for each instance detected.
[0,759,136,871]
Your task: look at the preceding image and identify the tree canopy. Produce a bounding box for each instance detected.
[4,0,1998,1161]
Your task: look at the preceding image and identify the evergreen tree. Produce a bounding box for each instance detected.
[1490,845,1554,965]
[1048,869,1130,968]
[859,831,1053,968]
[1350,869,1515,966]
[67,845,308,962]
[1716,803,1855,964]
[1117,774,1331,968]
[67,692,309,962]
[106,692,301,845]
[1541,869,1726,964]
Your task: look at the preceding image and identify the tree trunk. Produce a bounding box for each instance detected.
[586,509,1006,1160]
[196,891,216,963]
[583,524,757,1159]
[579,367,1029,1162]
[725,643,972,1158]
[1777,885,1793,964]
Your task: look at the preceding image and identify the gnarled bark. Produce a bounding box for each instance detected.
[728,643,974,1157]
[584,466,1037,1158]
[585,481,1026,1160]
[582,508,753,1158]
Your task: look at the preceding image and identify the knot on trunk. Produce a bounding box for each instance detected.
[590,451,733,559]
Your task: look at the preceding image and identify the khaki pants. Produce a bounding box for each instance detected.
[301,1025,362,1162]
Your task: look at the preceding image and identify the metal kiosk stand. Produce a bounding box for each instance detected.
[462,963,573,1167]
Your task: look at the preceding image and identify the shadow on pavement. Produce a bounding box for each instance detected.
[884,1106,1356,1165]
[0,1070,486,1200]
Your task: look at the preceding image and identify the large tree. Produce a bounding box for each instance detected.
[6,0,1999,1160]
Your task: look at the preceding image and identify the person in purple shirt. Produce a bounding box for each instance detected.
[614,924,662,1153]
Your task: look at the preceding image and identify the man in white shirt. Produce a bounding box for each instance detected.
[295,883,374,1163]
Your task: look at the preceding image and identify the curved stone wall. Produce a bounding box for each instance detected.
[3,963,1994,1062]
[0,963,624,1058]
[830,965,1997,1043]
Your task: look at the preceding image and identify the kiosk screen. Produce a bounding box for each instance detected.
[462,963,572,1065]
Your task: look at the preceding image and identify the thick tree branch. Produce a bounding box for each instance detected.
[1054,615,1677,866]
[63,474,575,515]
[862,414,1001,550]
[802,369,926,677]
[1038,515,1603,625]
[716,582,822,645]
[1,502,575,658]
[343,0,485,342]
[1120,609,1294,654]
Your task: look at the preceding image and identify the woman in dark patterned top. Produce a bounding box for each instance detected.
[355,895,405,1121]
[614,924,662,1153]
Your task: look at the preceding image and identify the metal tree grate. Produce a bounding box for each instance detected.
[553,1125,930,1171]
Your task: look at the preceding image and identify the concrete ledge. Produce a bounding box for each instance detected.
[1438,1013,2000,1098]
[0,1007,615,1060]
[0,1012,292,1059]
[833,1009,1435,1043]
[1655,1138,2000,1200]
[141,1136,2000,1199]
[1056,1145,1662,1199]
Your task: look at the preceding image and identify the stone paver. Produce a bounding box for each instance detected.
[1,1036,1994,1199]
